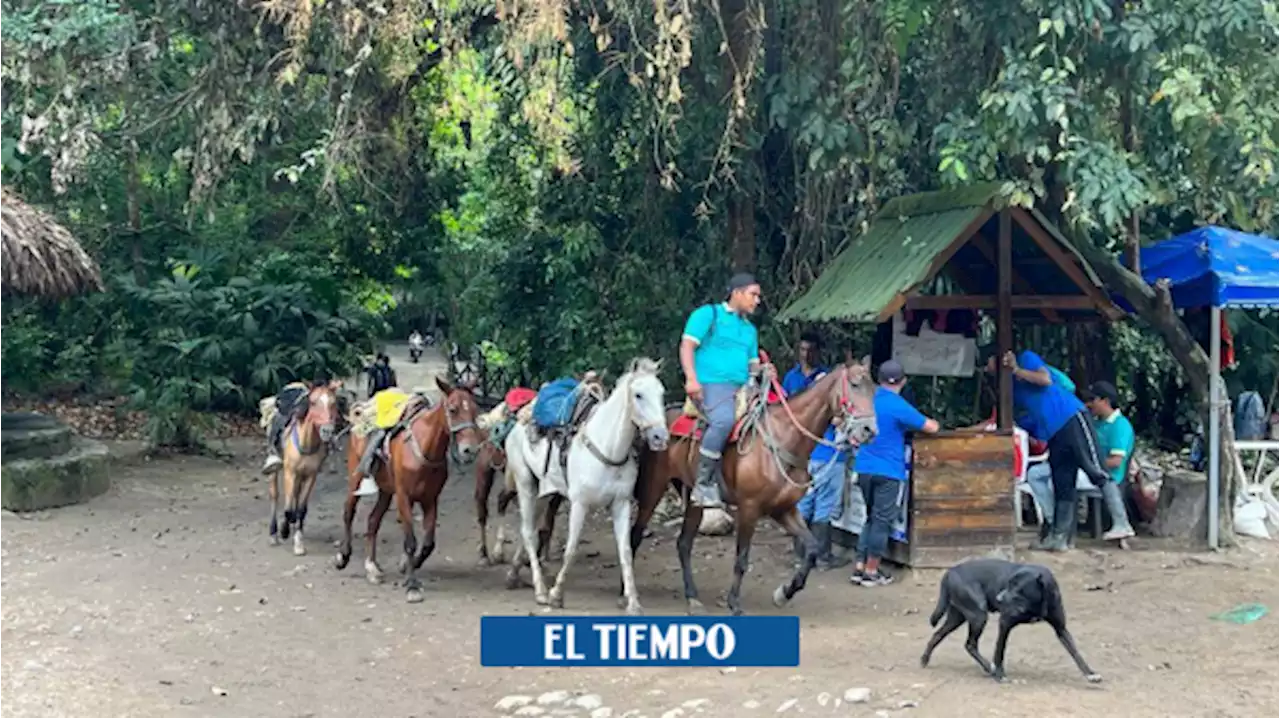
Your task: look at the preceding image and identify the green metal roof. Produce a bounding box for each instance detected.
[775,183,1119,324]
[776,184,1003,324]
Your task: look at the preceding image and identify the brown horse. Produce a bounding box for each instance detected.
[334,377,483,603]
[473,440,565,576]
[632,360,876,615]
[269,380,342,556]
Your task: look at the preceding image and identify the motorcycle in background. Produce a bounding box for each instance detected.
[408,331,425,363]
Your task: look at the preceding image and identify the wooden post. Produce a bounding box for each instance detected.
[997,210,1013,429]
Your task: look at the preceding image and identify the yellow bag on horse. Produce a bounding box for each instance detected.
[349,388,415,437]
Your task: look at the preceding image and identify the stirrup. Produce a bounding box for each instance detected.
[261,454,283,474]
[354,476,380,497]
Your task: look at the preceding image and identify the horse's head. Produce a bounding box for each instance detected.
[435,375,483,463]
[831,356,876,446]
[623,357,669,451]
[305,380,342,443]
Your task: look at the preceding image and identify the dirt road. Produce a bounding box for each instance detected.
[3,349,1277,718]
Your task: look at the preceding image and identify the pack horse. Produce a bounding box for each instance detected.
[504,358,670,615]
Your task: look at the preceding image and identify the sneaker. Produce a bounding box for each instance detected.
[353,476,380,497]
[1102,527,1135,541]
[859,571,894,587]
[849,568,867,584]
[261,454,283,474]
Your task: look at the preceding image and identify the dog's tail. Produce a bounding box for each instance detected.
[928,581,949,627]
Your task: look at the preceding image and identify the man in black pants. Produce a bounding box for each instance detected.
[982,348,1109,551]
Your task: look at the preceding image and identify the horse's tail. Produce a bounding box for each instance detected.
[929,579,950,627]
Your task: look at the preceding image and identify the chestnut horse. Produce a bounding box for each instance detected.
[334,377,483,603]
[473,441,565,572]
[632,360,876,615]
[268,380,341,556]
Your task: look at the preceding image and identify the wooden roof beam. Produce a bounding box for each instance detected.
[967,233,1063,323]
[1009,207,1124,320]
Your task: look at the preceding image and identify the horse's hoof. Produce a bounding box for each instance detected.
[919,655,930,668]
[293,542,307,557]
[772,584,790,608]
[549,592,565,609]
[686,599,706,616]
[534,592,550,606]
[365,560,384,584]
[1086,673,1103,684]
[491,542,506,564]
[398,556,410,574]
[405,588,425,604]
[333,553,350,571]
[625,603,644,617]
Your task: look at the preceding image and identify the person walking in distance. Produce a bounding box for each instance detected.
[679,273,766,509]
[851,360,940,587]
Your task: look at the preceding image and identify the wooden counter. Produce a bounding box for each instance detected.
[885,430,1017,569]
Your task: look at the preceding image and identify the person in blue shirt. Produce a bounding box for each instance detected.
[680,272,764,509]
[852,360,939,587]
[1082,381,1137,543]
[981,347,1110,552]
[781,332,829,397]
[795,422,853,570]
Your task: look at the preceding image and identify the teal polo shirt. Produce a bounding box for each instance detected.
[1092,409,1135,484]
[682,303,759,386]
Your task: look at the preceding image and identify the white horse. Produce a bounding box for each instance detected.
[504,358,669,615]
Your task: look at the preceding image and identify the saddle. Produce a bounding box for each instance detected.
[671,386,765,444]
[528,380,606,476]
[349,389,434,460]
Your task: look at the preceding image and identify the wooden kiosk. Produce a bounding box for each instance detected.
[776,183,1122,568]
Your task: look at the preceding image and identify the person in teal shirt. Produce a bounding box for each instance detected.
[1082,381,1136,542]
[680,272,763,509]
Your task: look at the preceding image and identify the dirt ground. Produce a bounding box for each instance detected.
[3,347,1277,718]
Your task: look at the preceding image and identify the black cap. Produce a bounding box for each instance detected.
[1082,381,1120,406]
[878,359,906,385]
[726,272,759,294]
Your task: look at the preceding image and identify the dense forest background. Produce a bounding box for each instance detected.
[3,0,1277,450]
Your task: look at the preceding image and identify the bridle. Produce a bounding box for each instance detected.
[405,392,480,467]
[292,387,339,457]
[578,373,666,467]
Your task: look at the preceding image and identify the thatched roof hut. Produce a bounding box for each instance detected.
[1,188,104,298]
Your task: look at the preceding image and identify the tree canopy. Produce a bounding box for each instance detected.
[3,0,1276,460]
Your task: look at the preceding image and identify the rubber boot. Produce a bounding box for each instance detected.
[354,430,384,497]
[813,522,851,570]
[690,454,724,509]
[1042,499,1076,552]
[1029,518,1053,550]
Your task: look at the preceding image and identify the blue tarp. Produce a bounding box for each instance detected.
[1139,226,1280,309]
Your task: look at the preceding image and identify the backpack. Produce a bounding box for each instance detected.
[532,378,582,429]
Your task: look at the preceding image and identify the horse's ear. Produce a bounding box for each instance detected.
[435,376,455,395]
[859,354,872,369]
[653,358,664,373]
[328,379,343,390]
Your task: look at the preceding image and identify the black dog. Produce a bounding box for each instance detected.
[919,558,1101,683]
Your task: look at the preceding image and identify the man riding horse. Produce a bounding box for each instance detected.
[680,272,770,509]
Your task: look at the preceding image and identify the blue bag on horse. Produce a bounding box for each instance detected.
[532,378,581,429]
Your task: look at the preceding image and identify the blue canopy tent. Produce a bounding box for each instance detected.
[1136,226,1279,547]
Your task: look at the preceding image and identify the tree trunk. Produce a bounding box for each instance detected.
[126,136,145,284]
[719,0,758,271]
[1067,237,1241,546]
